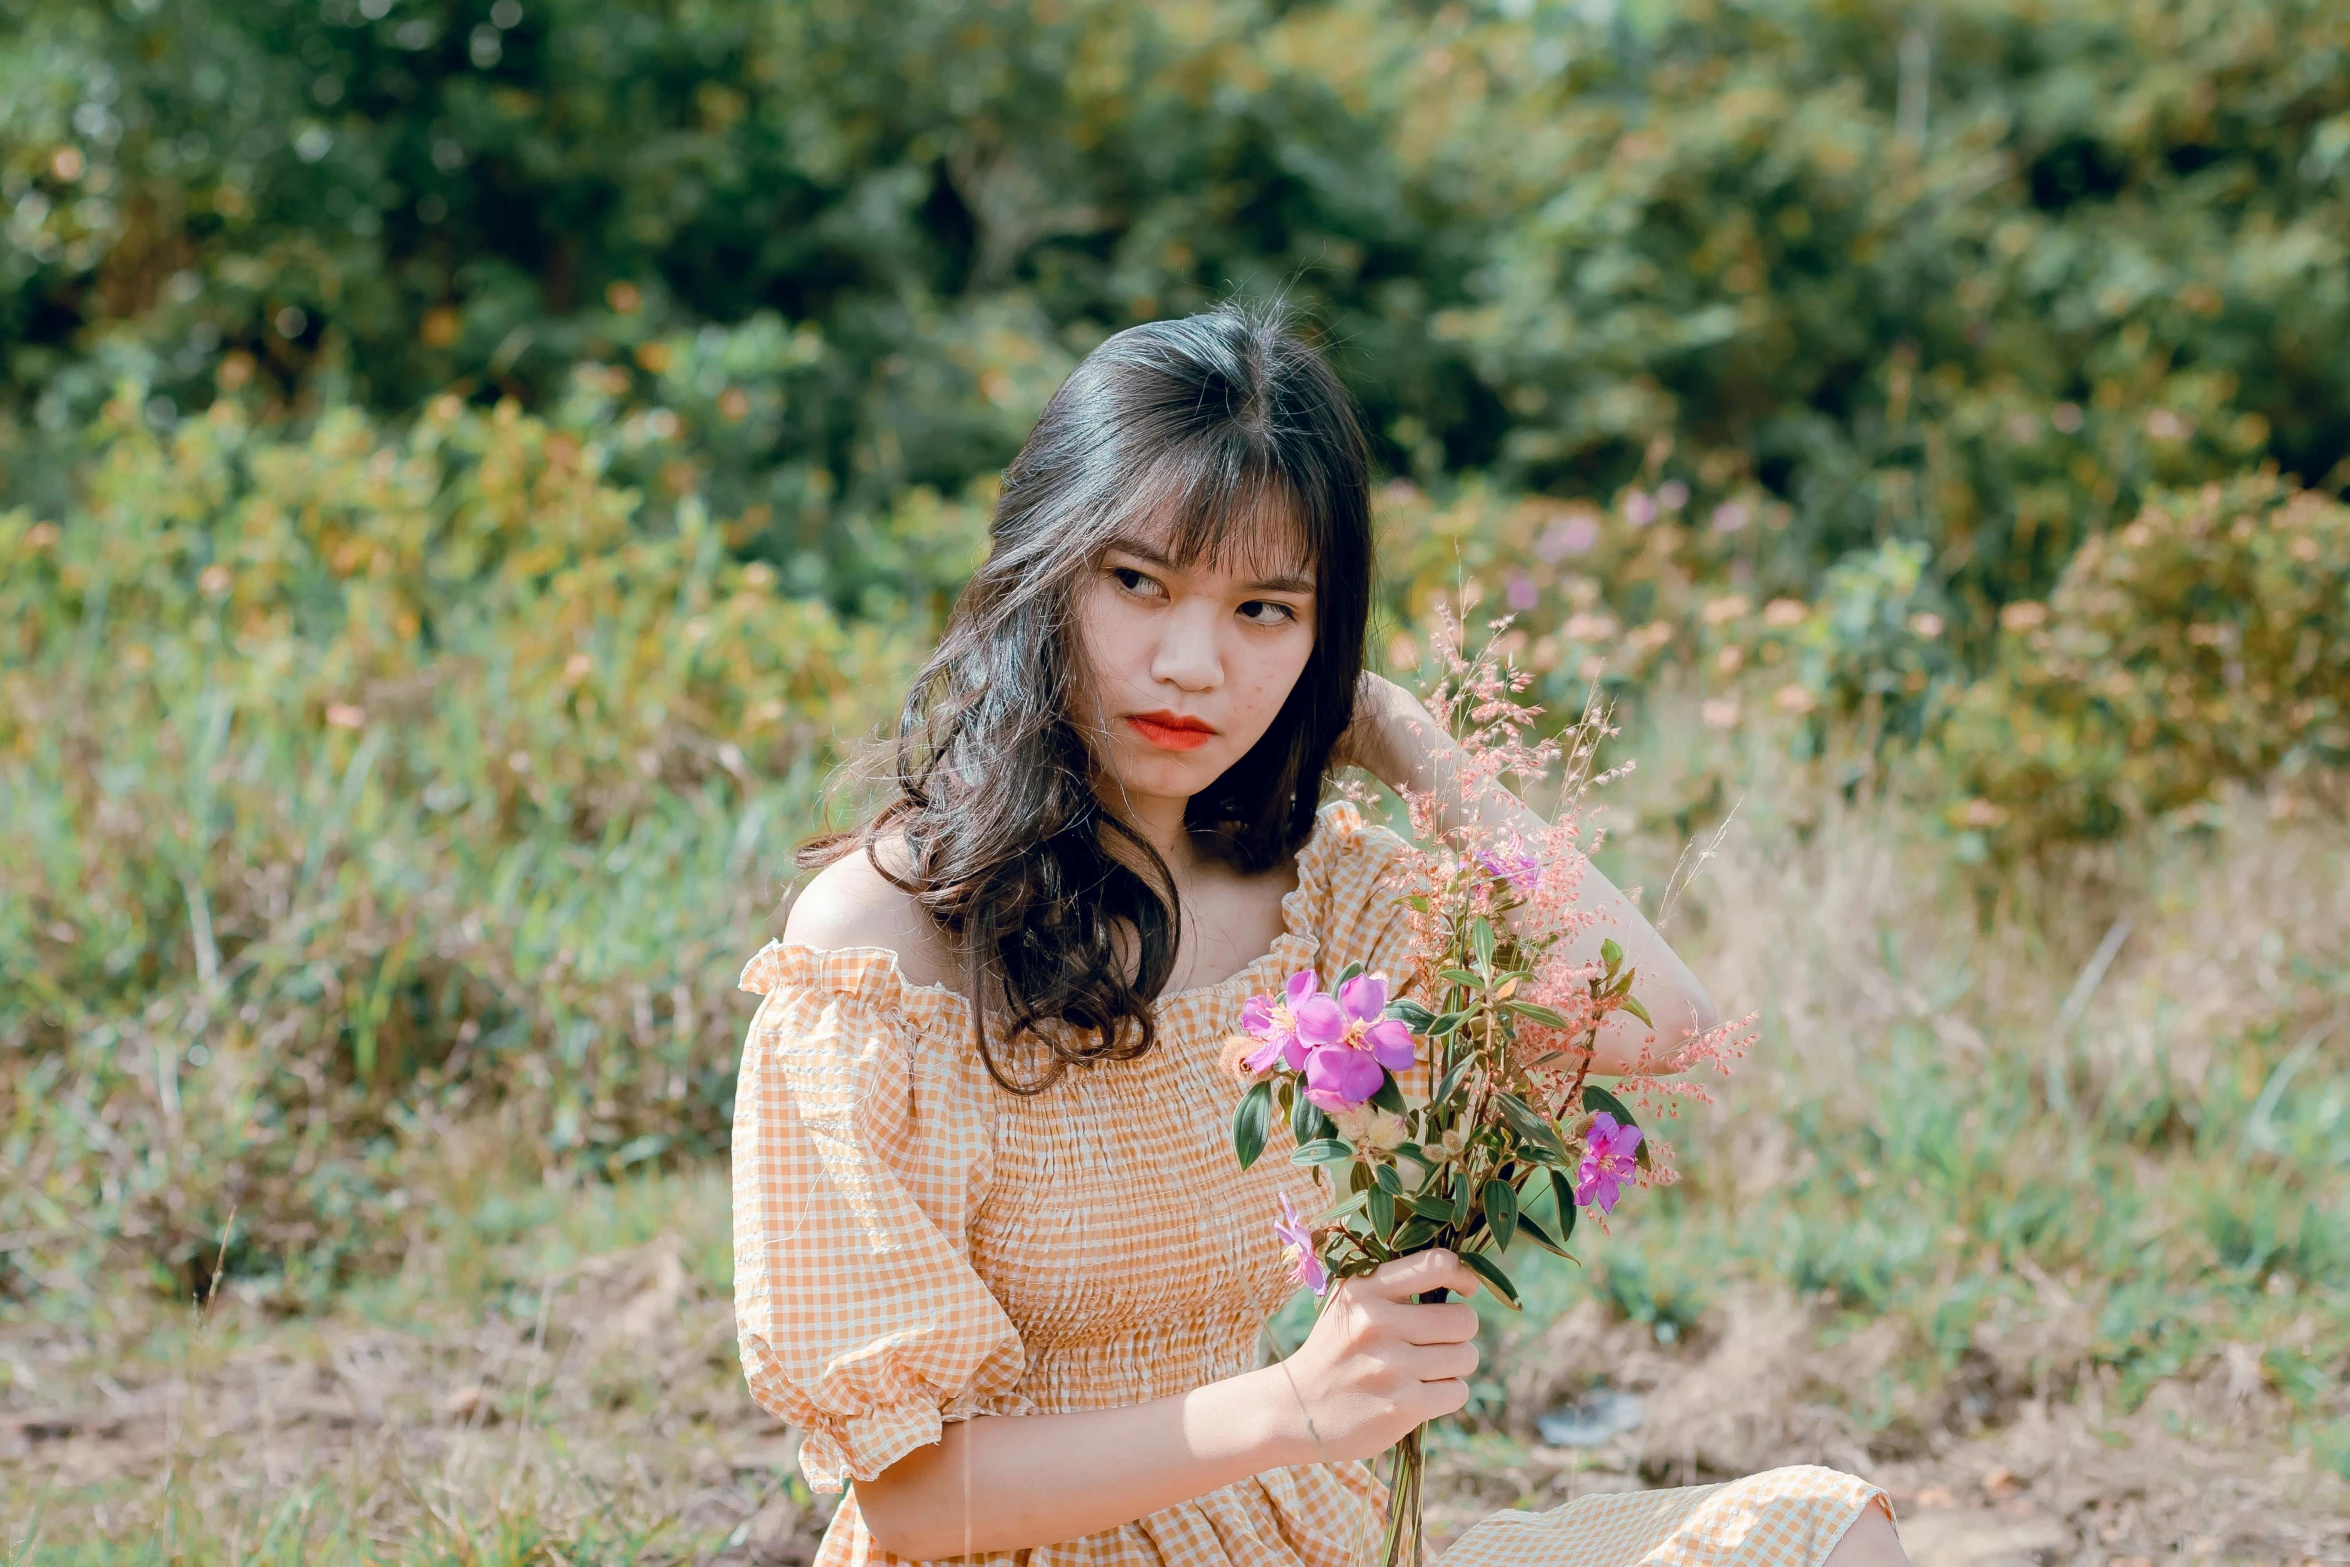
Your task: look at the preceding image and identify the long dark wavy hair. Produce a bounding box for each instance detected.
[800,306,1374,1093]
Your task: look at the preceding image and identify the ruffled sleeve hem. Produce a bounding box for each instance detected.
[795,1400,942,1494]
[738,938,977,1040]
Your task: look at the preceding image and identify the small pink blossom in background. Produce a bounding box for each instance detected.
[1537,514,1600,560]
[1711,501,1751,533]
[1701,697,1740,729]
[1574,1113,1643,1214]
[1623,489,1657,526]
[1656,479,1689,512]
[1275,1193,1329,1295]
[1506,570,1539,611]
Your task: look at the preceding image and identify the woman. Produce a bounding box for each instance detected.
[732,309,1903,1567]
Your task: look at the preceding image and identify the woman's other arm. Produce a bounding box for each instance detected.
[1340,672,1719,1075]
[852,1252,1484,1561]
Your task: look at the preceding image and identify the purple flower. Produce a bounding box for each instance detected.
[1506,570,1539,612]
[1623,490,1657,527]
[1239,969,1320,1074]
[1711,501,1751,533]
[1657,479,1689,512]
[1275,1193,1330,1296]
[1573,1112,1644,1215]
[1248,968,1421,1112]
[1303,1045,1385,1113]
[1474,846,1544,894]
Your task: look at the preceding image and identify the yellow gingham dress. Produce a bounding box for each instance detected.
[733,802,1886,1567]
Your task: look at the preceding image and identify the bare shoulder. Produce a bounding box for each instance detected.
[783,837,958,990]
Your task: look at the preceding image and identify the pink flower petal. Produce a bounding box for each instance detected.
[1302,1044,1383,1111]
[1364,1018,1417,1071]
[1292,993,1346,1046]
[1336,972,1387,1023]
[1285,969,1319,1007]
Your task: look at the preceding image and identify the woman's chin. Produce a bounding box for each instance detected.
[1104,749,1230,806]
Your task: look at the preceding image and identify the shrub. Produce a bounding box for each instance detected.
[0,395,918,1294]
[1937,473,2350,858]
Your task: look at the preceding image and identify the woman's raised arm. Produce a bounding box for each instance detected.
[1339,672,1720,1077]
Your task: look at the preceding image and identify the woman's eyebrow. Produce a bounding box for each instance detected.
[1103,535,1314,595]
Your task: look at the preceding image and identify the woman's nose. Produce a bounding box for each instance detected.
[1150,603,1225,692]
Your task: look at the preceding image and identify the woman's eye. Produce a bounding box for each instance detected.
[1110,567,1166,599]
[1238,599,1299,626]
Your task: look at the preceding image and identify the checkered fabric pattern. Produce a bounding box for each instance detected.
[732,802,1886,1567]
[1439,1470,1888,1567]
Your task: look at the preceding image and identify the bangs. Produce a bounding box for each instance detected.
[1110,448,1321,588]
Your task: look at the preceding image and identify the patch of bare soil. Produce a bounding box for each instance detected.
[5,1248,2343,1563]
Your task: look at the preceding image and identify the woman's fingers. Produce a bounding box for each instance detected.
[1366,1249,1482,1303]
[1406,1339,1480,1383]
[1398,1299,1480,1345]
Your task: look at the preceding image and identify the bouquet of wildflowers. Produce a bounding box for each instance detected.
[1224,609,1749,1567]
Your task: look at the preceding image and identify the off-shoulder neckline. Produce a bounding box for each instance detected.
[744,800,1378,1016]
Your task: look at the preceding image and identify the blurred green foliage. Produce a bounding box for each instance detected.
[1941,473,2350,858]
[0,394,916,1290]
[4,0,2350,1300]
[4,0,2347,617]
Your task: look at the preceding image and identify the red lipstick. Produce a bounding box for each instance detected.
[1126,710,1218,751]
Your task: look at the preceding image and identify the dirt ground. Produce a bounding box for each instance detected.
[5,1237,2343,1564]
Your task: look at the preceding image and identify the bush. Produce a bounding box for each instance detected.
[4,0,2347,627]
[0,395,918,1293]
[1938,472,2350,857]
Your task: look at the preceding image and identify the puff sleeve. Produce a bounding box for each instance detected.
[730,944,1029,1493]
[1291,801,1424,984]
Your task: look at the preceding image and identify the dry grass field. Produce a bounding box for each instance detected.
[8,766,2345,1566]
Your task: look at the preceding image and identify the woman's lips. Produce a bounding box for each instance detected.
[1125,712,1218,752]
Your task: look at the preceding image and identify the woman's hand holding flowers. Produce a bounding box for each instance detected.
[1271,1251,1484,1464]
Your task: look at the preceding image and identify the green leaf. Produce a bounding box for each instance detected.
[1450,1171,1472,1226]
[1405,894,1431,913]
[1482,1178,1518,1253]
[1513,1210,1574,1259]
[1371,1074,1409,1115]
[1291,1094,1333,1147]
[1429,1011,1469,1037]
[1292,1138,1354,1166]
[1232,1079,1272,1170]
[1459,1248,1520,1308]
[1390,999,1437,1031]
[1402,1189,1454,1221]
[1620,995,1653,1028]
[1548,1169,1581,1242]
[1495,1092,1567,1160]
[1432,1057,1476,1106]
[1503,999,1570,1029]
[1471,918,1496,969]
[1600,937,1623,971]
[1367,1185,1395,1239]
[1438,968,1483,988]
[1374,1162,1402,1194]
[1580,1083,1635,1124]
[1394,1217,1441,1252]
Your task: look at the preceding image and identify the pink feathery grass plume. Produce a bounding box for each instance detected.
[1275,1193,1330,1295]
[1574,1113,1643,1214]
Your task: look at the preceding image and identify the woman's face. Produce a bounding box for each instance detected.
[1074,508,1318,816]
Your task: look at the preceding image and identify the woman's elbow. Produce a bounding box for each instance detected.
[855,1452,956,1561]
